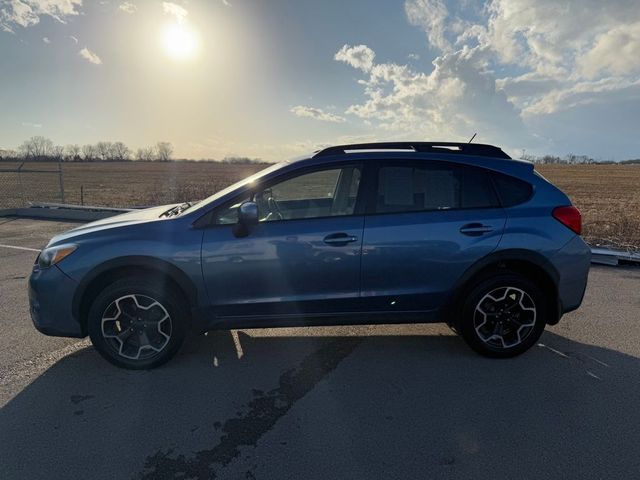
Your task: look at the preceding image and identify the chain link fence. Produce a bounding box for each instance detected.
[0,162,65,209]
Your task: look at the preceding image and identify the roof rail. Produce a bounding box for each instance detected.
[313,142,511,159]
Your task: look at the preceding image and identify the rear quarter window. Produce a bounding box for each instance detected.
[491,172,533,207]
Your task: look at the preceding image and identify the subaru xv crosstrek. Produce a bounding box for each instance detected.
[29,142,590,369]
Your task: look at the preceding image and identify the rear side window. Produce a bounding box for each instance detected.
[375,163,499,214]
[491,172,533,207]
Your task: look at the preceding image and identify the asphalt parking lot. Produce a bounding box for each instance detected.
[0,217,639,479]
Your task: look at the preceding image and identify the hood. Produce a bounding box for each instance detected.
[47,204,178,246]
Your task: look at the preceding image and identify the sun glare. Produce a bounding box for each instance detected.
[162,23,199,60]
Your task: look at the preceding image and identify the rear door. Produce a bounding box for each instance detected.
[361,160,506,312]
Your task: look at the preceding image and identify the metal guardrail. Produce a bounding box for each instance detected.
[591,247,640,266]
[0,203,133,222]
[30,202,135,212]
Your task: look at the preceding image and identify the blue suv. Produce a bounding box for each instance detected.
[29,142,590,369]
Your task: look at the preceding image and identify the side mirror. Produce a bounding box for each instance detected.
[233,201,258,238]
[238,201,258,225]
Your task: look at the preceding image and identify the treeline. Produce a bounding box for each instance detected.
[0,136,174,162]
[0,136,265,164]
[522,153,640,164]
[4,136,637,165]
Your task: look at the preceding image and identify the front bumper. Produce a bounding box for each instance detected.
[29,265,85,338]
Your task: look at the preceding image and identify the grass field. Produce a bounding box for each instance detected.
[536,164,640,250]
[1,161,639,250]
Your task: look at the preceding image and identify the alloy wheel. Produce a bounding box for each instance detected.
[473,286,536,349]
[101,294,172,360]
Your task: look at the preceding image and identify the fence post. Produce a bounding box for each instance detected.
[17,161,26,207]
[58,160,65,204]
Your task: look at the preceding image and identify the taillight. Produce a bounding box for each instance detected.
[552,206,582,235]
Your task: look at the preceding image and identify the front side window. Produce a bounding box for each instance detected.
[214,166,361,224]
[376,163,499,214]
[256,167,361,221]
[214,196,250,225]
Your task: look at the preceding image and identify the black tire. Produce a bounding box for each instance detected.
[458,273,547,358]
[87,276,187,369]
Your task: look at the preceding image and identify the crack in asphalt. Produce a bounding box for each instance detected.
[136,337,362,480]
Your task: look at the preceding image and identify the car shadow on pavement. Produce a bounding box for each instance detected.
[0,327,639,480]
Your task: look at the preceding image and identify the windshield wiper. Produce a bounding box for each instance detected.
[161,202,194,218]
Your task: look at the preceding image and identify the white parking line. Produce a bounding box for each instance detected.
[0,243,40,252]
[537,343,570,358]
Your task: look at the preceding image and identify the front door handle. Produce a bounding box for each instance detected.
[459,223,494,236]
[323,233,358,246]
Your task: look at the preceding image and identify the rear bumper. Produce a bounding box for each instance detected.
[29,265,85,338]
[552,236,591,314]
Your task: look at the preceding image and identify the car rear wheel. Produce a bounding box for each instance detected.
[87,277,187,369]
[458,273,547,358]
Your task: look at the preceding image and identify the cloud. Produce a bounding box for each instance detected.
[22,121,42,128]
[336,43,526,144]
[0,0,82,33]
[470,0,640,123]
[405,0,451,51]
[522,77,640,116]
[334,44,375,72]
[221,0,231,6]
[42,36,50,44]
[578,22,640,78]
[162,2,187,23]
[323,0,640,156]
[290,105,346,123]
[79,47,102,65]
[118,2,136,14]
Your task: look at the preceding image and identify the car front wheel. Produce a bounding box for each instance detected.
[87,277,187,369]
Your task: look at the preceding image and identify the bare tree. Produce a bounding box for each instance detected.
[82,144,97,162]
[18,136,54,160]
[96,141,113,161]
[155,141,173,162]
[51,145,65,161]
[135,146,156,161]
[64,144,81,161]
[111,142,131,161]
[0,148,18,160]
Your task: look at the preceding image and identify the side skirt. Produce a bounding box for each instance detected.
[191,308,444,332]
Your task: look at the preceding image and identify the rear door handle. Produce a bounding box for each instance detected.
[323,233,358,246]
[459,223,494,236]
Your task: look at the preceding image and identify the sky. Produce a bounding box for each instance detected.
[1,0,639,162]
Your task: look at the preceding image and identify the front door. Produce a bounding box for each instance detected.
[201,164,364,320]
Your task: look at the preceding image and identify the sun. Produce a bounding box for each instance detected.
[162,23,199,60]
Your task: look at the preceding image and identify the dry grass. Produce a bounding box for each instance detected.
[59,162,267,208]
[536,164,640,251]
[2,161,639,251]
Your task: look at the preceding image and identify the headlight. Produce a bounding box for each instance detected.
[37,244,77,269]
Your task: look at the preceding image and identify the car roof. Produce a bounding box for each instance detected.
[312,142,512,159]
[287,142,533,178]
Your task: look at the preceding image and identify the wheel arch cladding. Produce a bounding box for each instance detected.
[73,256,198,334]
[446,249,561,326]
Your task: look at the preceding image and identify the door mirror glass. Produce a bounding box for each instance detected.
[238,201,259,225]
